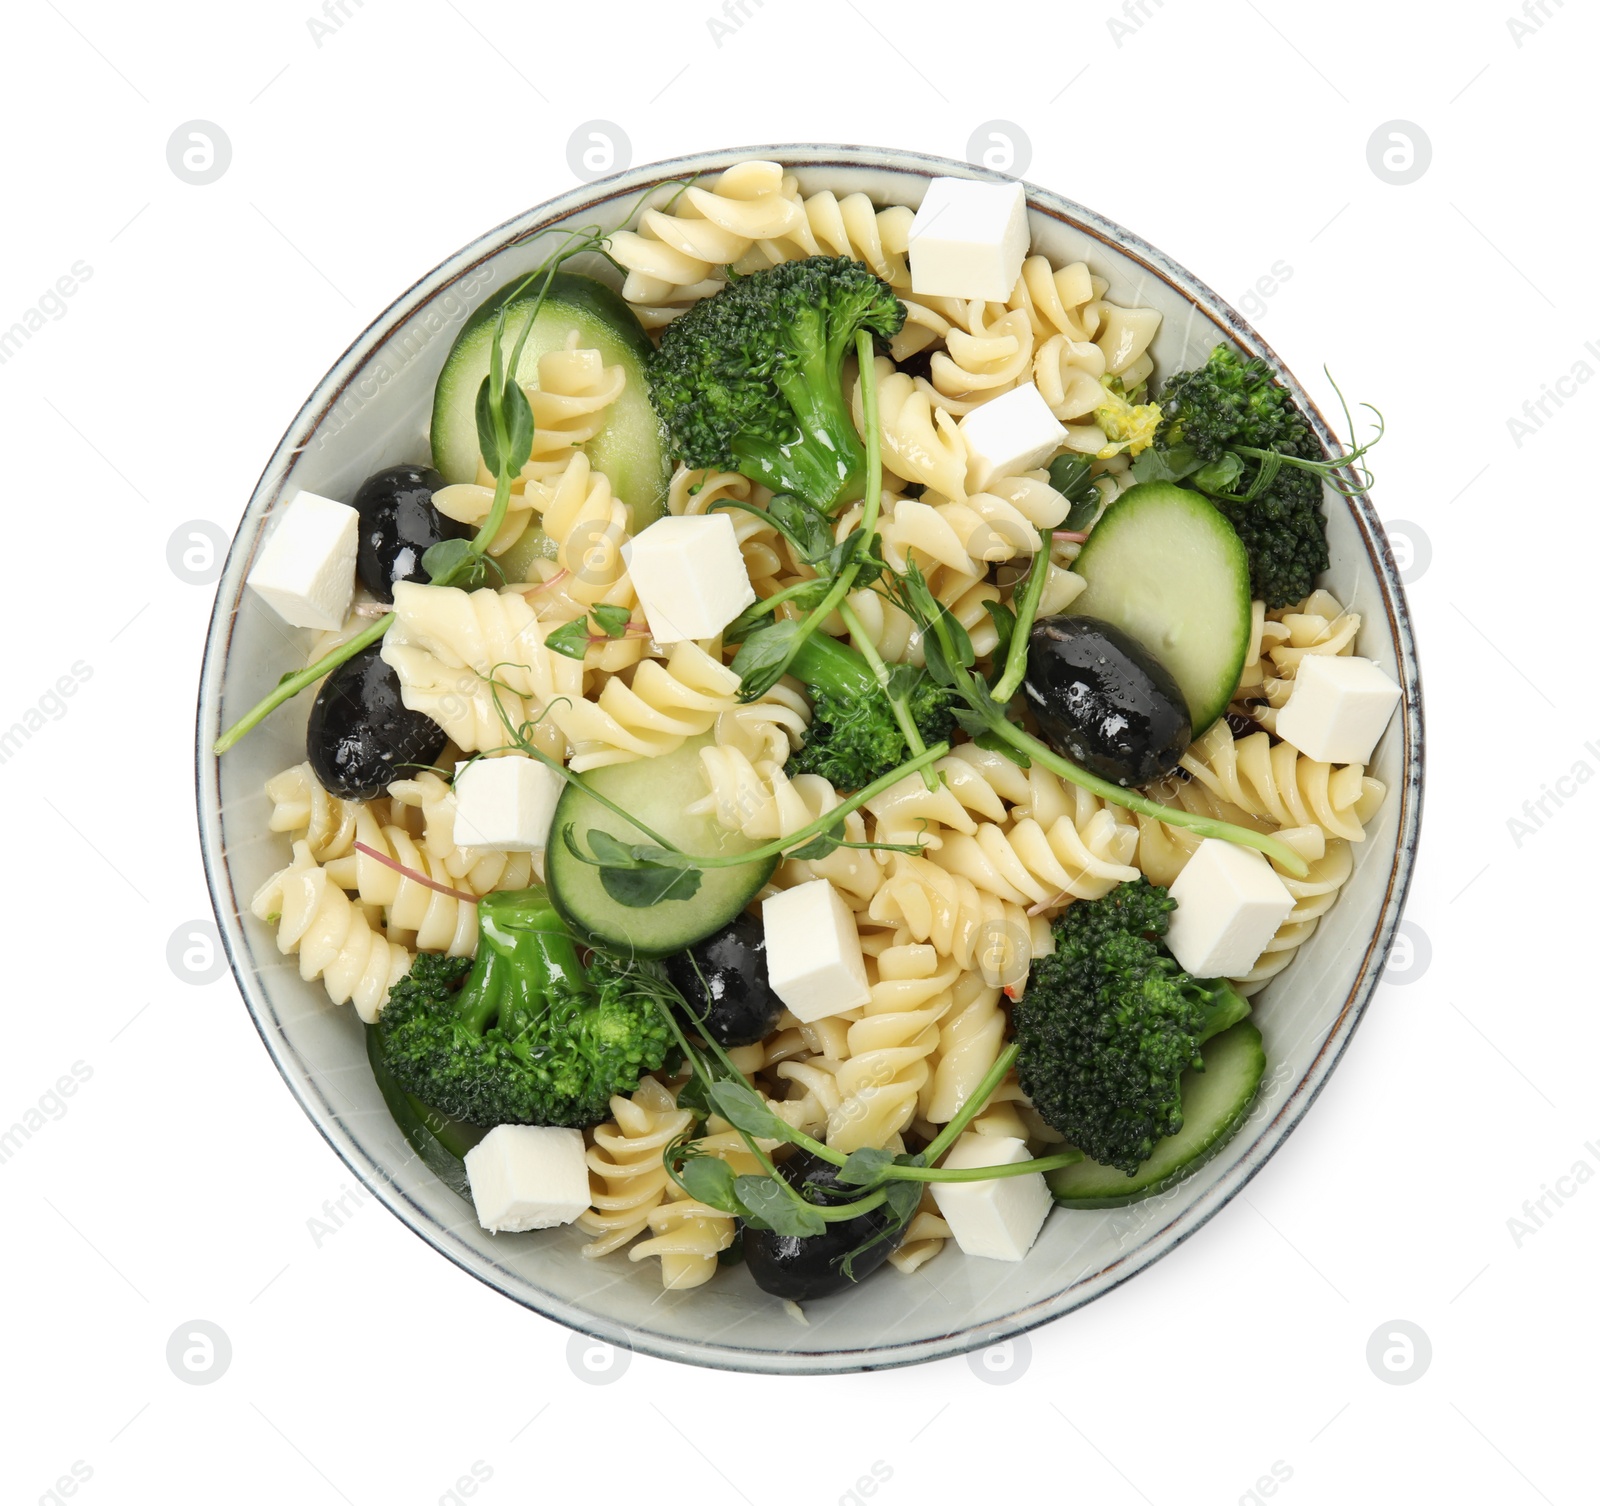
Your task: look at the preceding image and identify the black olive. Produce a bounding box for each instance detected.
[307,644,446,799]
[350,463,470,603]
[664,913,784,1048]
[1023,615,1191,786]
[743,1150,906,1302]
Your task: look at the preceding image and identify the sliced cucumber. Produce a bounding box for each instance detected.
[1069,481,1252,731]
[364,1022,484,1201]
[431,272,670,530]
[1046,1020,1266,1208]
[545,734,777,957]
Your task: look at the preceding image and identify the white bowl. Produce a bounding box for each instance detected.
[196,144,1424,1374]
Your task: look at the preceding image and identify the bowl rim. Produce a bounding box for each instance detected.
[196,141,1424,1375]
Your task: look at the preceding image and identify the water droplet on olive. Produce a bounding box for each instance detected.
[307,643,446,799]
[1024,615,1191,786]
[351,463,470,603]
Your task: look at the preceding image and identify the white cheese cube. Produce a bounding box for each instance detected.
[246,489,359,630]
[1166,839,1295,979]
[931,1133,1051,1262]
[1274,654,1401,766]
[958,383,1068,491]
[908,177,1030,302]
[452,756,563,852]
[620,514,755,644]
[463,1124,589,1233]
[761,879,870,1023]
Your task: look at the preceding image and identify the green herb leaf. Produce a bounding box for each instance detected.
[766,492,834,561]
[730,617,806,701]
[721,579,831,643]
[785,829,843,861]
[546,617,593,660]
[835,1147,895,1187]
[974,728,1030,765]
[1131,441,1201,485]
[735,1176,826,1238]
[1192,452,1245,493]
[678,1153,740,1212]
[708,1079,786,1139]
[502,379,534,476]
[675,1074,713,1119]
[983,599,1016,668]
[423,537,485,588]
[598,859,702,908]
[590,603,632,638]
[474,376,503,478]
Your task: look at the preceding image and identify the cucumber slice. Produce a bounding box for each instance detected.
[364,1022,484,1200]
[1069,481,1252,731]
[1046,1020,1266,1208]
[430,272,670,530]
[545,734,777,957]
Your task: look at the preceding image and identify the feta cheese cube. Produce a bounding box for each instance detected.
[621,514,755,644]
[908,177,1030,302]
[931,1133,1051,1262]
[246,489,359,630]
[958,383,1068,491]
[463,1124,589,1233]
[761,879,870,1023]
[1275,654,1401,766]
[453,756,563,852]
[1166,839,1295,979]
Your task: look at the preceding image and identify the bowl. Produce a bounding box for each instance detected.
[196,143,1423,1374]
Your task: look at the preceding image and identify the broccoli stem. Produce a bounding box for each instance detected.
[836,600,935,789]
[458,891,593,1042]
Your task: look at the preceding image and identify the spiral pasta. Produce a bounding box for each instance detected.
[385,769,536,896]
[251,840,413,1022]
[668,464,788,601]
[828,945,959,1153]
[611,160,806,323]
[264,762,369,863]
[321,804,479,955]
[922,968,1006,1126]
[381,581,585,759]
[551,640,741,772]
[854,359,969,500]
[1234,590,1363,731]
[579,1077,693,1258]
[432,335,628,558]
[1177,721,1386,845]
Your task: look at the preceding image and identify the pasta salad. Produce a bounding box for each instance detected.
[223,159,1394,1301]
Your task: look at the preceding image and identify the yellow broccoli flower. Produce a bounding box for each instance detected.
[1093,377,1161,458]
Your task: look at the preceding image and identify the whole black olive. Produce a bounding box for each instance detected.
[743,1150,907,1302]
[307,644,446,799]
[351,463,469,603]
[1023,615,1191,786]
[664,913,784,1048]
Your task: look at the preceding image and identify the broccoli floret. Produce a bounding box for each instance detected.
[1012,879,1248,1175]
[1092,375,1161,458]
[1142,344,1329,607]
[378,887,673,1128]
[649,256,906,512]
[785,631,954,790]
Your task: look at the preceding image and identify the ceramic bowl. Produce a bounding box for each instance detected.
[196,144,1423,1373]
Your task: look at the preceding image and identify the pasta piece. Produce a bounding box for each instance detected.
[611,161,805,321]
[1179,721,1386,844]
[381,582,585,758]
[828,945,959,1154]
[579,1077,694,1258]
[630,1122,769,1289]
[250,840,413,1022]
[853,360,969,501]
[925,305,1035,417]
[866,853,1049,989]
[765,187,914,286]
[264,762,371,863]
[885,1190,951,1275]
[932,807,1141,913]
[432,335,627,557]
[386,769,535,896]
[1234,590,1363,731]
[322,805,479,955]
[551,640,740,772]
[922,969,1005,1125]
[1232,839,1355,995]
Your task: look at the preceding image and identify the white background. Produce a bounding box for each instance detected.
[3,1,1595,1502]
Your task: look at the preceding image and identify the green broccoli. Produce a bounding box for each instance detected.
[785,631,955,791]
[1012,878,1249,1175]
[648,256,905,512]
[378,887,673,1128]
[1138,344,1330,608]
